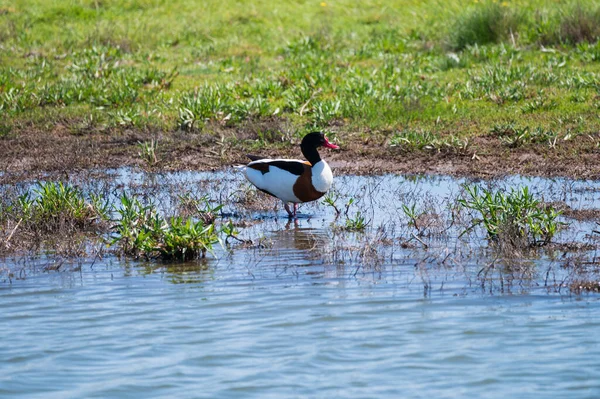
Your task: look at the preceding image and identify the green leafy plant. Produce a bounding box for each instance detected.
[322,190,341,216]
[458,185,563,247]
[112,192,221,260]
[159,217,219,260]
[111,193,160,256]
[344,211,367,232]
[402,203,423,234]
[90,193,111,221]
[31,181,98,230]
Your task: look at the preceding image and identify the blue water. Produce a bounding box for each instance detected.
[3,262,600,398]
[2,170,600,398]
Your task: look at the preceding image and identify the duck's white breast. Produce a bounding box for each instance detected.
[311,160,333,193]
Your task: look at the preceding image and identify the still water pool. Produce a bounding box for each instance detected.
[2,170,600,398]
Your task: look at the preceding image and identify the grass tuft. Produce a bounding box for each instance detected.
[137,139,159,166]
[450,3,521,51]
[19,182,106,233]
[538,4,600,45]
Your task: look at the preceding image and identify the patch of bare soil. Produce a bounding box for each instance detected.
[1,124,600,183]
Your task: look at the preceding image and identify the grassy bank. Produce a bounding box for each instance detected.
[1,0,600,177]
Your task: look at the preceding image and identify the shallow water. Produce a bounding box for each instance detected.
[2,170,600,398]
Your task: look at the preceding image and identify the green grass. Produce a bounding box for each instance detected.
[9,181,107,232]
[0,181,225,260]
[111,192,221,260]
[458,185,563,248]
[1,0,600,147]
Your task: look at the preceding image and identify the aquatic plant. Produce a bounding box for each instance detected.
[159,217,219,260]
[220,220,250,246]
[112,193,220,260]
[111,193,158,256]
[458,185,563,247]
[344,211,368,232]
[322,191,341,216]
[178,193,223,224]
[90,193,111,222]
[402,203,424,235]
[11,182,106,232]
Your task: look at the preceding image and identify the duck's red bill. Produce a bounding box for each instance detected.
[324,138,340,149]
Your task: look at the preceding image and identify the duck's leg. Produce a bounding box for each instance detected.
[293,203,298,217]
[284,202,294,218]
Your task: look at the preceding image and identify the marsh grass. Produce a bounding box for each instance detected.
[18,182,106,233]
[112,193,220,260]
[0,180,226,261]
[2,172,599,296]
[458,185,563,248]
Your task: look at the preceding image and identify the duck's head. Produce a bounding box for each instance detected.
[302,131,340,150]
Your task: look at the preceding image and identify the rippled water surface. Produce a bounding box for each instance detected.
[2,170,600,398]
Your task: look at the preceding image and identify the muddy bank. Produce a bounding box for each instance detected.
[1,126,599,182]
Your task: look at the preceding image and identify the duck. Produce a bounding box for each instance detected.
[241,131,339,218]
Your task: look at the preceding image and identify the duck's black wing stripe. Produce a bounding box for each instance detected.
[267,160,305,176]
